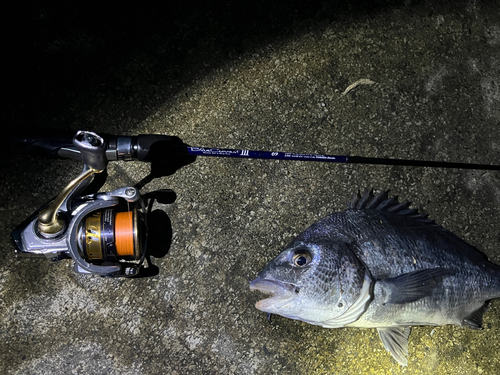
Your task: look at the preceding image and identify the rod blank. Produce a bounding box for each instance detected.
[186,146,500,171]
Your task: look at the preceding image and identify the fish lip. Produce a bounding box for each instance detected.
[249,278,296,311]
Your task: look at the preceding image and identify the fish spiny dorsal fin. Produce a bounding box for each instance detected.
[348,189,436,225]
[366,190,389,209]
[349,188,374,209]
[349,191,362,209]
[356,188,373,208]
[387,201,411,214]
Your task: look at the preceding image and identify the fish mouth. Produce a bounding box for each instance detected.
[249,278,296,312]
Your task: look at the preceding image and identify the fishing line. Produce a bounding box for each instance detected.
[115,210,135,257]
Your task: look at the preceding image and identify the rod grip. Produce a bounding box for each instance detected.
[135,134,189,161]
[9,130,77,159]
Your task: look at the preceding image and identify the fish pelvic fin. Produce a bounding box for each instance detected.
[377,326,411,366]
[462,302,490,329]
[378,268,456,305]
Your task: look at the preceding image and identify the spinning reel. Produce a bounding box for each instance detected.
[11,130,186,277]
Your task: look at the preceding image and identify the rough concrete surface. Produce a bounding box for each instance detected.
[2,1,500,374]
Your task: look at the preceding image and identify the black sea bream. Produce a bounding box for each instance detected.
[250,189,500,366]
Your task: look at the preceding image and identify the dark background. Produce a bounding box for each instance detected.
[4,0,417,135]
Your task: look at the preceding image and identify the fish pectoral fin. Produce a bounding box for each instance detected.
[378,267,456,304]
[377,326,411,366]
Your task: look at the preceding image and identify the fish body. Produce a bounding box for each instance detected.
[250,189,500,366]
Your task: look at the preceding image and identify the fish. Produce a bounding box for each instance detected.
[249,189,500,366]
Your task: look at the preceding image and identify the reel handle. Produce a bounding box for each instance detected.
[37,131,108,236]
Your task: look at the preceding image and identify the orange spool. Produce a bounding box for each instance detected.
[114,211,135,256]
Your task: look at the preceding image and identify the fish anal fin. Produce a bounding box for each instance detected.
[379,268,456,305]
[462,302,490,330]
[377,326,411,366]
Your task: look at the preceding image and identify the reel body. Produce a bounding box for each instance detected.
[12,187,147,277]
[11,131,149,277]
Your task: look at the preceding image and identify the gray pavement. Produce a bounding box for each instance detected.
[2,1,500,374]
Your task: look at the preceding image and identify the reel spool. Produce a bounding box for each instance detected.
[77,206,146,263]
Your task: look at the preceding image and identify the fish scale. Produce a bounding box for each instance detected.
[250,189,500,366]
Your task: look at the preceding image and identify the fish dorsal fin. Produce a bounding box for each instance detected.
[377,326,411,366]
[349,188,435,224]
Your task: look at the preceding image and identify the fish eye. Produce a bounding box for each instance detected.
[292,249,312,267]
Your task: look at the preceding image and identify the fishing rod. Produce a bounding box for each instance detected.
[9,130,500,278]
[185,147,500,170]
[12,130,500,170]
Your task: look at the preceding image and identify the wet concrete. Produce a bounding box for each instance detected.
[2,1,500,374]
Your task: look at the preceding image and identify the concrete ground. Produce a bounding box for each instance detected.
[1,1,500,374]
